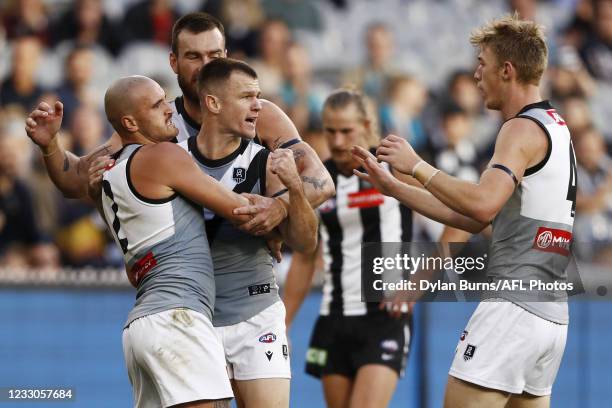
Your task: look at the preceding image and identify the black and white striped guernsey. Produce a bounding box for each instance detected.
[318,152,413,316]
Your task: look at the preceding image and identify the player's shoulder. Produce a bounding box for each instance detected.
[257,99,300,148]
[499,116,547,148]
[142,141,188,163]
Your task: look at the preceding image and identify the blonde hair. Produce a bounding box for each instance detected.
[323,88,381,147]
[470,13,547,85]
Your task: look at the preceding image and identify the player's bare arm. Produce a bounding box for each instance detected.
[352,146,487,233]
[257,99,335,207]
[132,142,251,224]
[283,249,318,329]
[377,119,547,224]
[25,100,122,199]
[266,148,318,254]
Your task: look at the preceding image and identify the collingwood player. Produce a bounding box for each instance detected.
[354,15,575,408]
[284,89,412,408]
[179,58,318,408]
[24,12,333,230]
[25,76,261,407]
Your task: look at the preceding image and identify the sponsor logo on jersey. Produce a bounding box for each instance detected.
[233,167,247,183]
[259,333,277,343]
[130,252,157,286]
[533,227,572,256]
[546,109,566,126]
[381,339,399,352]
[248,283,271,296]
[463,344,477,361]
[265,351,273,361]
[460,330,468,341]
[347,188,384,209]
[282,344,289,360]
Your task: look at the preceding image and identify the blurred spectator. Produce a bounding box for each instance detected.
[122,0,178,46]
[278,42,327,136]
[561,96,594,138]
[68,105,105,156]
[218,0,264,59]
[562,0,594,49]
[578,0,612,81]
[574,126,612,263]
[260,0,322,31]
[549,45,596,101]
[54,45,96,128]
[379,74,428,153]
[50,0,122,56]
[1,0,50,44]
[0,124,59,268]
[343,23,404,104]
[431,103,481,183]
[0,35,44,113]
[250,19,291,96]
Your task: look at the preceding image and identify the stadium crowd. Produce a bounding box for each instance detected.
[1,0,612,269]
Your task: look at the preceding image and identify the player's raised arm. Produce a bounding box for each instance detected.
[25,101,122,199]
[257,99,335,207]
[376,119,544,224]
[133,142,250,224]
[352,146,487,233]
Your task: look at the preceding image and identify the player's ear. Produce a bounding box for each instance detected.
[205,94,221,114]
[121,115,139,133]
[169,52,178,74]
[502,61,513,81]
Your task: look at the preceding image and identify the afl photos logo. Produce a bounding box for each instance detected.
[533,227,572,256]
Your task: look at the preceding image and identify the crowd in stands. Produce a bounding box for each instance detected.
[1,0,611,268]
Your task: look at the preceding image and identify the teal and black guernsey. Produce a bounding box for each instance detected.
[179,136,279,327]
[100,144,215,328]
[487,101,576,324]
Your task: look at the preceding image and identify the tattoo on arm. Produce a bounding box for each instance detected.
[62,153,69,172]
[292,148,305,163]
[302,176,328,191]
[88,145,113,158]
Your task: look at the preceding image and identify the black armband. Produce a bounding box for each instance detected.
[490,163,518,186]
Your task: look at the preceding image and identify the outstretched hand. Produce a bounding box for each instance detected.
[351,146,399,196]
[376,134,421,175]
[25,101,64,148]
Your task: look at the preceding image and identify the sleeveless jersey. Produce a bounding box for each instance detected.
[101,144,215,327]
[170,96,199,143]
[318,154,413,316]
[487,101,576,324]
[178,136,279,326]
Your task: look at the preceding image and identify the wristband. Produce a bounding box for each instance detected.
[411,160,425,178]
[424,169,441,188]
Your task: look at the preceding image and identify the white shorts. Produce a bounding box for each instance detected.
[122,308,233,408]
[215,301,291,380]
[449,301,567,396]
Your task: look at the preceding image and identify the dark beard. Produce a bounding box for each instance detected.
[177,74,199,107]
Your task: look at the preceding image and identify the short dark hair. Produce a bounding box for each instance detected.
[197,58,257,94]
[171,12,225,54]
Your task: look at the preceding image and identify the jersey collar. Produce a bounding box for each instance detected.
[175,96,202,131]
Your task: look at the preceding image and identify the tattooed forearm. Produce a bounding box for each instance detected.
[302,176,328,191]
[62,153,69,172]
[88,144,113,158]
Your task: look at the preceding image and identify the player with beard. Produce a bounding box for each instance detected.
[25,12,333,235]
